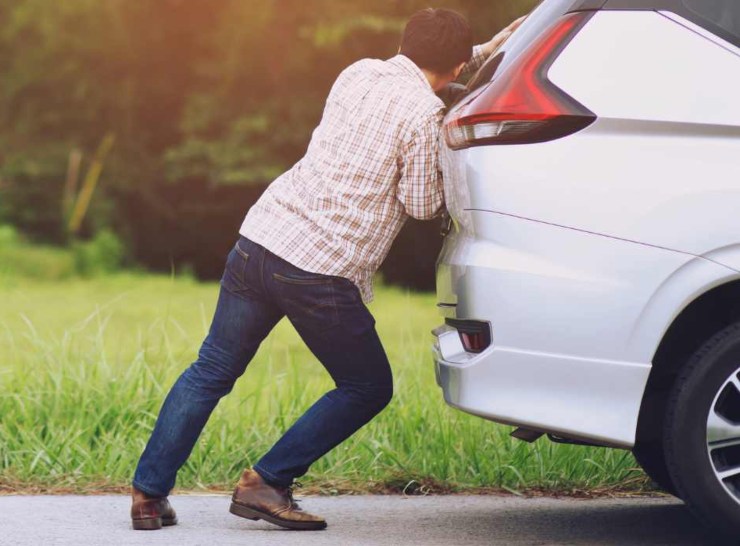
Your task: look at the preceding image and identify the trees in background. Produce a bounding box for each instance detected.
[0,0,536,285]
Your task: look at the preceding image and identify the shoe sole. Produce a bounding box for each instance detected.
[229,501,327,531]
[132,516,178,531]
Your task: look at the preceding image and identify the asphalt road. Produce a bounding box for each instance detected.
[0,494,731,546]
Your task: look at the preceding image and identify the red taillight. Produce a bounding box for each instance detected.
[445,12,596,150]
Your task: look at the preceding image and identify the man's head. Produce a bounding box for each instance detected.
[400,8,473,90]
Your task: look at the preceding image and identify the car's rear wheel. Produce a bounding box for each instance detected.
[664,322,740,538]
[632,441,678,496]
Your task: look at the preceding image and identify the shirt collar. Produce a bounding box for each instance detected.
[387,54,434,93]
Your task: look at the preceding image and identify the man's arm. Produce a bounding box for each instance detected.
[457,15,528,81]
[396,110,445,220]
[457,44,488,81]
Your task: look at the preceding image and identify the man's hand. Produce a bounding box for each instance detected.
[480,15,527,58]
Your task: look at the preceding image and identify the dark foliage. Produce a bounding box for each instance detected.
[0,0,536,288]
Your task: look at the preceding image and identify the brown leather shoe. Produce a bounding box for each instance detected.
[230,469,327,530]
[131,486,178,530]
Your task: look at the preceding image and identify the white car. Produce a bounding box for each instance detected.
[432,0,740,536]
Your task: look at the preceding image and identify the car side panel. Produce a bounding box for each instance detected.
[441,211,736,363]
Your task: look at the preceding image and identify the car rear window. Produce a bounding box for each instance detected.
[466,0,577,92]
[682,0,740,44]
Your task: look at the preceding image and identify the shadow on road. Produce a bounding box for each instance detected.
[414,500,726,546]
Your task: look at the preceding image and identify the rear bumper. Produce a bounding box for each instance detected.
[432,323,648,448]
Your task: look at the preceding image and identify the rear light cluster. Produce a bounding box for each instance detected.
[445,12,596,150]
[446,319,492,353]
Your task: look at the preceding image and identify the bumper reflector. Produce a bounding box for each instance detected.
[445,318,492,353]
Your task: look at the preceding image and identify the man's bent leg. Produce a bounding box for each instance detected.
[253,274,392,487]
[133,243,283,497]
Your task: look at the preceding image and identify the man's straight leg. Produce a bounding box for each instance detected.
[133,240,283,497]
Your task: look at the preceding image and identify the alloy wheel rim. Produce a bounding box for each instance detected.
[706,368,740,505]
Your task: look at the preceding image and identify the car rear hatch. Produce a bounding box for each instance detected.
[440,0,601,225]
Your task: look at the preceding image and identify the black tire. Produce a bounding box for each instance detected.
[664,322,740,539]
[632,441,678,496]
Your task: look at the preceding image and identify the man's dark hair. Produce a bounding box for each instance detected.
[400,8,473,74]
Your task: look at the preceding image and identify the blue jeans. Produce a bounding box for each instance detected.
[133,236,393,495]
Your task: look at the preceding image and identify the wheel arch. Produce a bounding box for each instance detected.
[636,279,740,446]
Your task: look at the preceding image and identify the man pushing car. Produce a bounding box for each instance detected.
[131,7,523,531]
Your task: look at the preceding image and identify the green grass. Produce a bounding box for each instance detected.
[0,273,649,495]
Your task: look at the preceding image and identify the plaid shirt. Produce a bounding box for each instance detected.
[240,46,486,302]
